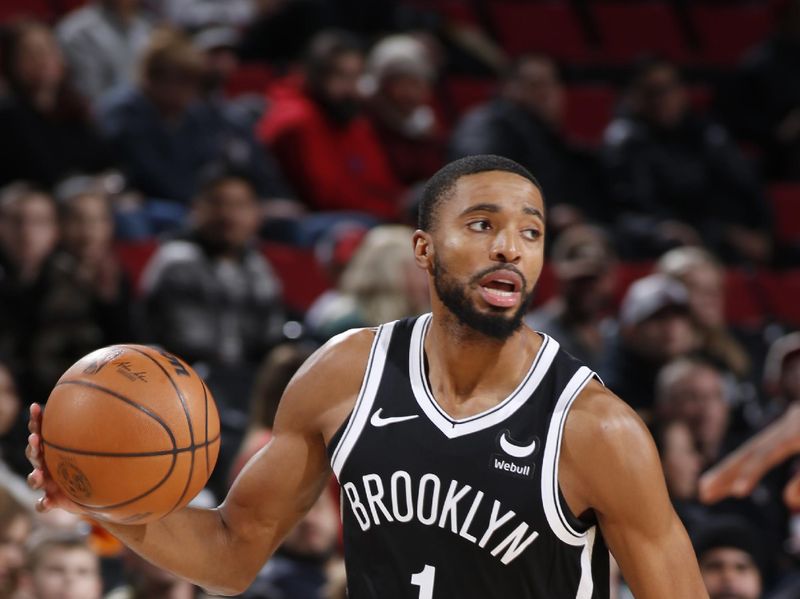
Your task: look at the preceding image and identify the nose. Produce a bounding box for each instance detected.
[490,228,521,264]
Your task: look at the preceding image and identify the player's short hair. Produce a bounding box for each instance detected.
[417,155,542,232]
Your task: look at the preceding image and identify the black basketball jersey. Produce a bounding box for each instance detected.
[327,314,610,599]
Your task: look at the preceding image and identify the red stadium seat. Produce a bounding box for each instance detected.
[724,269,764,328]
[768,183,800,245]
[592,2,690,64]
[262,242,331,314]
[224,63,275,97]
[439,76,495,120]
[755,270,800,327]
[403,0,479,25]
[563,84,616,146]
[0,0,55,22]
[489,1,592,62]
[115,240,159,295]
[690,4,772,66]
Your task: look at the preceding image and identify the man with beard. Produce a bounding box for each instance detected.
[256,30,402,220]
[26,155,707,597]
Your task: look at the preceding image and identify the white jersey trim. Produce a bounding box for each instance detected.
[331,321,396,479]
[576,526,597,599]
[408,313,560,439]
[541,365,596,546]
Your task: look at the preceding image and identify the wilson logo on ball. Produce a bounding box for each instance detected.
[57,460,92,500]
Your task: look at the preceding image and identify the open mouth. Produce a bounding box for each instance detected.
[477,271,523,308]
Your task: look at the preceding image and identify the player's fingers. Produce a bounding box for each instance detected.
[26,433,42,469]
[784,472,800,509]
[35,495,53,513]
[27,468,45,490]
[28,403,41,434]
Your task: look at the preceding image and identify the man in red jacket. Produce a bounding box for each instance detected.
[257,31,402,220]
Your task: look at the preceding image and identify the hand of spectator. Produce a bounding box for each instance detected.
[25,404,90,515]
[699,403,800,508]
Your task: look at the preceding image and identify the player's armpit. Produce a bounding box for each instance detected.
[559,383,709,599]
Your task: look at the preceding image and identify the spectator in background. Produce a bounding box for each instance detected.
[305,225,428,341]
[717,0,800,180]
[97,28,290,217]
[257,30,402,220]
[657,247,751,380]
[140,168,285,489]
[525,224,617,371]
[762,332,800,421]
[693,518,764,599]
[231,343,316,482]
[363,35,445,186]
[653,418,708,532]
[159,0,256,30]
[141,167,285,368]
[449,54,603,233]
[105,548,197,599]
[241,489,341,599]
[0,184,135,415]
[21,532,102,599]
[56,0,153,102]
[655,357,733,467]
[0,488,31,599]
[0,20,111,189]
[603,58,772,264]
[601,273,699,419]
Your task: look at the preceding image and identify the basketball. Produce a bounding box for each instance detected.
[40,345,220,524]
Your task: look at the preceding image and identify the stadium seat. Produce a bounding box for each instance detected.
[489,1,592,62]
[262,242,331,314]
[768,183,800,245]
[724,269,764,328]
[115,240,159,294]
[690,4,772,66]
[755,270,800,327]
[224,63,275,97]
[592,2,690,64]
[563,84,616,146]
[0,0,55,22]
[439,76,495,121]
[687,84,713,114]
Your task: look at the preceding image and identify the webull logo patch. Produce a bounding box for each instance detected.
[492,455,535,479]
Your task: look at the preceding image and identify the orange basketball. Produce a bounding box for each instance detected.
[41,345,220,524]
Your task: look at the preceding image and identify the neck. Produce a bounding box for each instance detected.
[424,308,539,410]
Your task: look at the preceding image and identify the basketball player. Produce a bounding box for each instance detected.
[27,155,708,597]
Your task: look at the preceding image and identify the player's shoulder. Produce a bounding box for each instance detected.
[564,379,654,457]
[276,327,377,430]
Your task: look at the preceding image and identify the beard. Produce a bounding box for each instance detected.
[432,255,534,341]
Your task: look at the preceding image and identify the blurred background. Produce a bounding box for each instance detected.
[0,0,798,597]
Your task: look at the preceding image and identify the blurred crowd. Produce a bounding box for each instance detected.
[0,0,799,598]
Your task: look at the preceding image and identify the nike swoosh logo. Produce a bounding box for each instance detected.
[500,432,537,458]
[370,408,419,427]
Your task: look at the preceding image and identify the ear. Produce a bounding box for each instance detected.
[412,230,433,271]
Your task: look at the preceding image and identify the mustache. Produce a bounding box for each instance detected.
[470,264,528,290]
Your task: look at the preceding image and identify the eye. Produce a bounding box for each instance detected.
[467,220,491,232]
[522,228,542,240]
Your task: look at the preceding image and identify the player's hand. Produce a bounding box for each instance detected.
[699,403,800,508]
[25,403,86,515]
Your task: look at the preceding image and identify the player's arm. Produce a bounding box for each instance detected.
[559,381,708,599]
[27,329,373,596]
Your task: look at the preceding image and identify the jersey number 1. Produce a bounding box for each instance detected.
[410,564,435,599]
